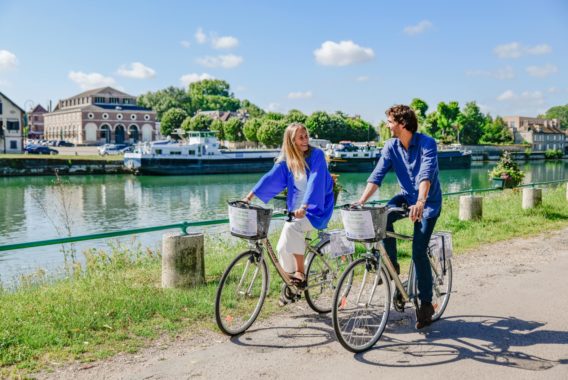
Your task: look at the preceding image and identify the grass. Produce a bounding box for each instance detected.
[0,154,122,161]
[1,184,568,377]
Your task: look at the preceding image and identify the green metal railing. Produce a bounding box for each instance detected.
[1,179,566,253]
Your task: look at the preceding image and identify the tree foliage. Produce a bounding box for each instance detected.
[160,108,188,136]
[189,114,213,131]
[137,87,191,120]
[456,102,485,145]
[257,119,286,147]
[480,116,513,144]
[285,109,308,124]
[540,104,568,129]
[240,99,265,119]
[210,119,225,140]
[224,118,244,142]
[243,118,262,142]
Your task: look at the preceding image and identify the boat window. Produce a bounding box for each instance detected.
[188,150,195,155]
[341,154,347,158]
[353,154,358,157]
[170,151,181,155]
[155,149,162,155]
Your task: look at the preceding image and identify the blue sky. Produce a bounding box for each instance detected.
[0,0,567,123]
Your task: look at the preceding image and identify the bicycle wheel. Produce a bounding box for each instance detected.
[430,254,452,321]
[304,249,353,314]
[332,257,391,353]
[215,250,269,336]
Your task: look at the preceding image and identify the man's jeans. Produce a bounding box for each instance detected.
[384,194,439,303]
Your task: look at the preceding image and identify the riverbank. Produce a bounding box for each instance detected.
[1,185,568,378]
[0,155,126,176]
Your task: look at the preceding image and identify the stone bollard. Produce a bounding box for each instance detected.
[522,188,542,209]
[459,195,483,221]
[162,232,205,288]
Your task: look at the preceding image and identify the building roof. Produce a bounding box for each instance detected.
[31,104,48,113]
[0,91,25,113]
[95,104,151,111]
[68,86,134,100]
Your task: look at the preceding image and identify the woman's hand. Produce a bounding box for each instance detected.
[293,207,307,219]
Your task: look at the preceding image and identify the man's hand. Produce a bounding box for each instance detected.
[409,200,425,223]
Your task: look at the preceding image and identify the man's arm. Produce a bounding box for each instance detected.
[357,182,379,205]
[409,180,431,222]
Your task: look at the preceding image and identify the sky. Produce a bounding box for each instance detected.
[0,0,567,124]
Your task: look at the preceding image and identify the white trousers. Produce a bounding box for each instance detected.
[276,217,314,273]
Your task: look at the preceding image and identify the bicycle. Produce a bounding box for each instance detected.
[331,203,453,353]
[215,200,355,336]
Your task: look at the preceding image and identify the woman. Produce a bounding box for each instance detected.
[242,123,334,285]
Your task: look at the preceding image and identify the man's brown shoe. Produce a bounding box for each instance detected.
[415,301,434,329]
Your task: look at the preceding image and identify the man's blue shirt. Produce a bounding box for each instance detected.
[367,133,442,219]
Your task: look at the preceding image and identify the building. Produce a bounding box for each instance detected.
[44,87,158,145]
[196,110,249,122]
[28,104,48,139]
[502,116,565,152]
[0,91,25,153]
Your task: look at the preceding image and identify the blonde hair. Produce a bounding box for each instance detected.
[277,123,309,178]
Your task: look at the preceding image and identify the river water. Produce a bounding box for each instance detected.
[1,160,566,284]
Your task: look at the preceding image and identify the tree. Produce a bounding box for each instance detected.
[257,119,286,147]
[456,101,484,145]
[180,116,193,132]
[243,118,262,142]
[188,79,232,97]
[410,98,429,119]
[345,117,377,141]
[189,114,213,131]
[160,108,188,136]
[305,111,333,141]
[540,104,568,129]
[423,111,441,138]
[137,87,192,120]
[377,120,391,145]
[188,79,240,112]
[480,116,513,144]
[436,101,461,143]
[224,118,244,142]
[285,109,307,124]
[265,112,285,121]
[210,119,225,140]
[240,99,265,118]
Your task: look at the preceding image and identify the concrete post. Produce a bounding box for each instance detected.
[459,195,483,221]
[522,188,542,209]
[162,232,205,288]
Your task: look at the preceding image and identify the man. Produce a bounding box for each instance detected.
[356,104,442,329]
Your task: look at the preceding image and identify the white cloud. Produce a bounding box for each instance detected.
[196,54,243,68]
[494,42,552,59]
[68,71,116,90]
[180,40,191,48]
[212,35,239,49]
[180,72,214,86]
[465,65,515,80]
[497,89,545,104]
[497,90,515,101]
[195,27,207,44]
[117,62,156,79]
[288,91,313,99]
[403,20,433,36]
[547,87,560,94]
[314,40,374,66]
[356,75,370,82]
[526,63,558,78]
[235,85,247,92]
[0,50,18,70]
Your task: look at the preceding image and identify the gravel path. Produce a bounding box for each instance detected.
[37,228,568,380]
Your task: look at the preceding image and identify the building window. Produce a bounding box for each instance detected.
[109,97,120,104]
[7,121,19,131]
[0,102,3,114]
[144,114,150,121]
[123,98,132,104]
[88,113,94,119]
[10,140,17,149]
[130,114,137,120]
[94,97,106,103]
[102,113,109,120]
[117,113,123,120]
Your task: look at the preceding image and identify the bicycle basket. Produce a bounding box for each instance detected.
[429,231,453,261]
[321,229,355,258]
[228,201,272,240]
[340,204,388,242]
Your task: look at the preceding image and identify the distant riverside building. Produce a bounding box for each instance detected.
[28,104,48,139]
[502,115,566,152]
[0,91,25,153]
[196,110,249,122]
[44,87,158,145]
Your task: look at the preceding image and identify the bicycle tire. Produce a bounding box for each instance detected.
[431,255,452,321]
[215,250,269,336]
[332,257,391,353]
[304,246,353,314]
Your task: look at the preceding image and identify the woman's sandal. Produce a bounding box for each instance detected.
[289,271,306,287]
